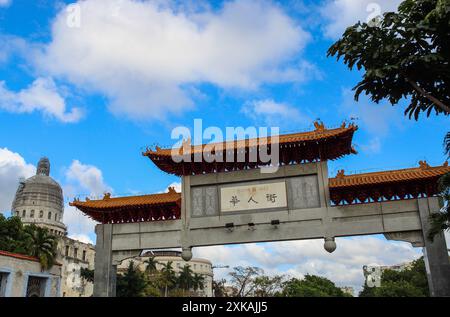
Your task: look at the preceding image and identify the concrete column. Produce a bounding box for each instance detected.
[93,223,117,297]
[418,198,450,297]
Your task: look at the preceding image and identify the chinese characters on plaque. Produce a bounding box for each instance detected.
[220,182,287,212]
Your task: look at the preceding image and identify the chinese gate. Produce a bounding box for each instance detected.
[71,122,450,297]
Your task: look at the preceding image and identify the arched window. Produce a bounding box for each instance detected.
[22,210,26,217]
[30,210,35,218]
[55,213,58,221]
[48,211,52,220]
[39,210,43,218]
[15,210,19,217]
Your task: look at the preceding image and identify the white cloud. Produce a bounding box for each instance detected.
[0,35,27,64]
[194,236,421,293]
[241,99,310,127]
[68,232,94,245]
[320,0,402,39]
[0,0,11,8]
[36,0,311,120]
[63,160,113,245]
[360,137,381,154]
[63,204,97,244]
[65,160,112,198]
[0,148,35,213]
[0,77,84,123]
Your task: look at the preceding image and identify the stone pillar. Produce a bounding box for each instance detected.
[418,198,450,297]
[93,223,117,297]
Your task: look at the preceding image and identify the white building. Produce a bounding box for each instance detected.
[118,250,214,297]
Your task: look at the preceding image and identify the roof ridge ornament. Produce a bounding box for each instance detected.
[103,193,111,200]
[336,169,345,178]
[180,137,191,155]
[419,160,430,169]
[313,121,326,132]
[444,161,448,167]
[168,186,177,194]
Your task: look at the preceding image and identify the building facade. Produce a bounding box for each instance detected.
[0,250,62,297]
[57,237,95,297]
[362,261,415,288]
[5,157,95,297]
[118,250,214,297]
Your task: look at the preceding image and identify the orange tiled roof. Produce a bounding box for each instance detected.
[143,122,358,176]
[70,189,181,210]
[70,187,182,224]
[0,250,40,262]
[329,161,450,188]
[0,250,62,266]
[144,122,357,157]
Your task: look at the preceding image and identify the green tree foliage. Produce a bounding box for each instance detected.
[0,215,29,254]
[117,261,149,297]
[192,273,205,292]
[177,264,194,291]
[80,267,94,283]
[359,257,429,297]
[281,275,350,297]
[23,224,58,271]
[0,215,58,270]
[160,261,177,297]
[253,275,285,297]
[144,256,159,273]
[115,259,207,297]
[328,0,450,119]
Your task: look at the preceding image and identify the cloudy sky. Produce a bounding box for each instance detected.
[0,0,448,293]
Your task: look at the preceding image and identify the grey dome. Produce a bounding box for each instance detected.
[12,157,67,236]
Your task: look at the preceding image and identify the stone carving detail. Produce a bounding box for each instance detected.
[288,175,320,209]
[205,187,217,216]
[191,188,203,217]
[191,186,218,217]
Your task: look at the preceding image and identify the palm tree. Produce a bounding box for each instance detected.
[192,273,205,293]
[160,261,176,297]
[144,256,159,274]
[116,261,148,297]
[23,225,58,271]
[178,264,195,294]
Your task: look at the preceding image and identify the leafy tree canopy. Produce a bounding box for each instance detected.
[0,215,58,270]
[281,275,350,297]
[328,0,450,119]
[117,261,149,297]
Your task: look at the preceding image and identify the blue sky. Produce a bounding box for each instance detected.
[0,0,448,293]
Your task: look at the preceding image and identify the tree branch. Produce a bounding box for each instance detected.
[406,78,450,114]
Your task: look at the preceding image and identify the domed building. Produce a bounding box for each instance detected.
[12,157,67,236]
[6,157,96,297]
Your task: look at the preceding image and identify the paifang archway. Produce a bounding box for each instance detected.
[71,122,450,297]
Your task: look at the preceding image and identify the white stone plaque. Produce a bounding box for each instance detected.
[220,182,287,212]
